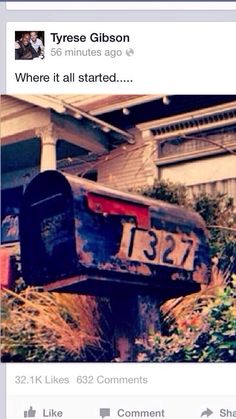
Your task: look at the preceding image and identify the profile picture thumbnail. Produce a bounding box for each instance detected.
[15,31,45,60]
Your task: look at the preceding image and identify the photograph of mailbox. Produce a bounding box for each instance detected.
[1,94,236,362]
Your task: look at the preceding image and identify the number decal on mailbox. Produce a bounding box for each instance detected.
[118,223,198,271]
[162,234,175,265]
[179,238,194,266]
[143,230,158,261]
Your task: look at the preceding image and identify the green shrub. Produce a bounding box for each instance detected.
[135,179,189,207]
[135,275,236,362]
[193,192,235,271]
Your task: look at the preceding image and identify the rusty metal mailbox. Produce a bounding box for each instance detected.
[20,171,210,299]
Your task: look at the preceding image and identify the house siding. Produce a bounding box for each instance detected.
[98,131,157,191]
[158,151,236,207]
[159,154,236,186]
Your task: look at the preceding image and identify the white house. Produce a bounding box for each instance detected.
[1,94,236,241]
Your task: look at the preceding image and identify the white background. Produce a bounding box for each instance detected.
[6,364,236,419]
[7,2,236,10]
[7,21,236,94]
[7,363,234,396]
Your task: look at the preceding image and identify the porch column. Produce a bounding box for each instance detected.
[36,124,58,172]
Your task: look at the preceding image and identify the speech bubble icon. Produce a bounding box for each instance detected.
[100,408,111,419]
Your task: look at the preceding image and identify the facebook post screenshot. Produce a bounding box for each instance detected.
[0,1,236,419]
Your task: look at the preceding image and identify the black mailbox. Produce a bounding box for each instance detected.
[20,171,210,299]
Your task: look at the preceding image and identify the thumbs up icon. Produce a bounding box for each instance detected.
[24,406,36,418]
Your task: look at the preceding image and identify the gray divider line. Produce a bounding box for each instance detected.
[5,9,236,21]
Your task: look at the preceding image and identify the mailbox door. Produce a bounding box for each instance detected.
[20,171,77,286]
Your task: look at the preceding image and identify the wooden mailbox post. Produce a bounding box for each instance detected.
[19,170,210,360]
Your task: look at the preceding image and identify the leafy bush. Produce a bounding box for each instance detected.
[193,192,235,271]
[135,273,236,362]
[135,179,189,207]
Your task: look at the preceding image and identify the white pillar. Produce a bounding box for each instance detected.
[37,125,58,172]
